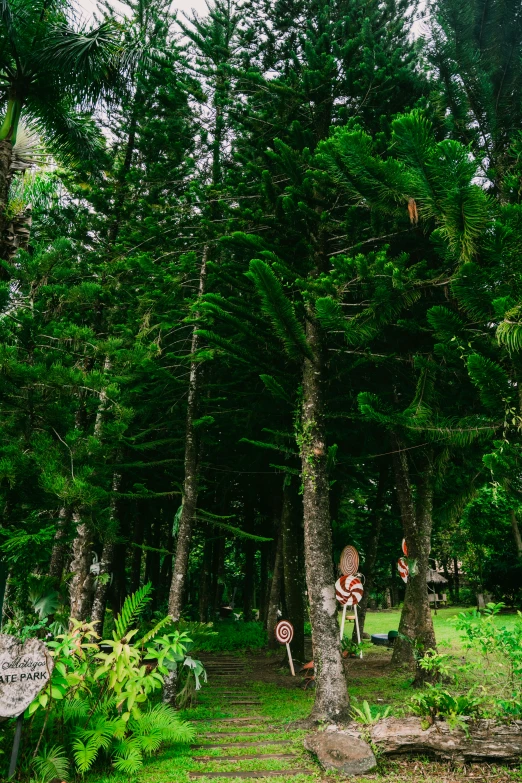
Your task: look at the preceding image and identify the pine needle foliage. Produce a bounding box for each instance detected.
[248,259,313,361]
[467,355,513,413]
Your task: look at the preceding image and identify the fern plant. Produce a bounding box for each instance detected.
[24,587,200,777]
[32,744,70,783]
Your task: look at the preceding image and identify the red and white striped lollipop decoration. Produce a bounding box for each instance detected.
[335,577,349,606]
[402,539,408,556]
[275,620,294,645]
[335,575,363,606]
[340,545,359,576]
[398,557,409,583]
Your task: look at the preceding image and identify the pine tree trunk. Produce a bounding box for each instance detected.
[453,557,460,601]
[168,248,208,621]
[211,538,225,616]
[243,540,255,621]
[0,139,12,259]
[49,507,72,583]
[510,509,522,557]
[199,537,212,622]
[90,472,121,632]
[145,514,161,588]
[69,517,95,623]
[391,447,437,681]
[282,483,305,661]
[107,88,141,245]
[300,315,349,722]
[111,542,127,617]
[159,525,174,607]
[266,530,283,648]
[353,462,387,641]
[91,539,114,633]
[130,514,144,593]
[259,544,268,622]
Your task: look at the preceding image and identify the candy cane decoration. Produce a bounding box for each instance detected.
[398,557,409,583]
[275,620,295,676]
[402,539,408,557]
[340,545,359,576]
[335,576,364,655]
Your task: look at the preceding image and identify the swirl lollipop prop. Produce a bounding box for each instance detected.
[340,545,359,576]
[402,539,408,557]
[275,620,295,676]
[335,576,364,656]
[398,557,409,583]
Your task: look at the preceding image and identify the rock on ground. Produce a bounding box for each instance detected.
[304,727,377,775]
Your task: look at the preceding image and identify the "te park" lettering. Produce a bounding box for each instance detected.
[0,671,48,684]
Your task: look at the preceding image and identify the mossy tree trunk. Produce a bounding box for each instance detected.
[391,445,437,683]
[49,507,72,584]
[266,529,283,649]
[0,139,12,261]
[69,517,95,624]
[299,311,349,722]
[168,248,208,621]
[353,461,388,641]
[243,539,256,621]
[282,482,305,661]
[130,514,144,593]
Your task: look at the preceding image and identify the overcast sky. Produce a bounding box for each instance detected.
[77,0,210,22]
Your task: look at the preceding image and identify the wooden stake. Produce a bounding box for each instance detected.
[8,713,23,779]
[340,603,347,640]
[286,642,295,676]
[354,604,363,658]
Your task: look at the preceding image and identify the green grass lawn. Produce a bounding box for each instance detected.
[360,605,521,650]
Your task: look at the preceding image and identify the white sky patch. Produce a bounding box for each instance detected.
[77,0,210,22]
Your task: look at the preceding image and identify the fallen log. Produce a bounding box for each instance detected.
[370,717,522,763]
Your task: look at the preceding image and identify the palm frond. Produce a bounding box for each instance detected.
[43,20,121,101]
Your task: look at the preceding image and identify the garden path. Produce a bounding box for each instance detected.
[189,655,314,780]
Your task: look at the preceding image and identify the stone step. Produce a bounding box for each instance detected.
[229,699,260,703]
[192,754,297,763]
[192,741,291,749]
[204,691,252,694]
[201,731,276,738]
[190,769,313,779]
[192,717,267,723]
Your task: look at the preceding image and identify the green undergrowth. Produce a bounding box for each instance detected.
[192,620,268,652]
[86,609,522,783]
[87,668,522,783]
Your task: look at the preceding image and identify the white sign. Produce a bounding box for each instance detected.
[0,635,54,717]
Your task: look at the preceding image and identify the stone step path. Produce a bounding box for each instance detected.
[189,654,314,781]
[191,771,310,779]
[193,754,297,763]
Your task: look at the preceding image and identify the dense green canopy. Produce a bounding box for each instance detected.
[1,0,522,731]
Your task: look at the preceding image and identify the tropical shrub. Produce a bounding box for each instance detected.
[456,602,522,721]
[351,700,391,725]
[456,603,522,688]
[410,684,486,730]
[26,585,201,779]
